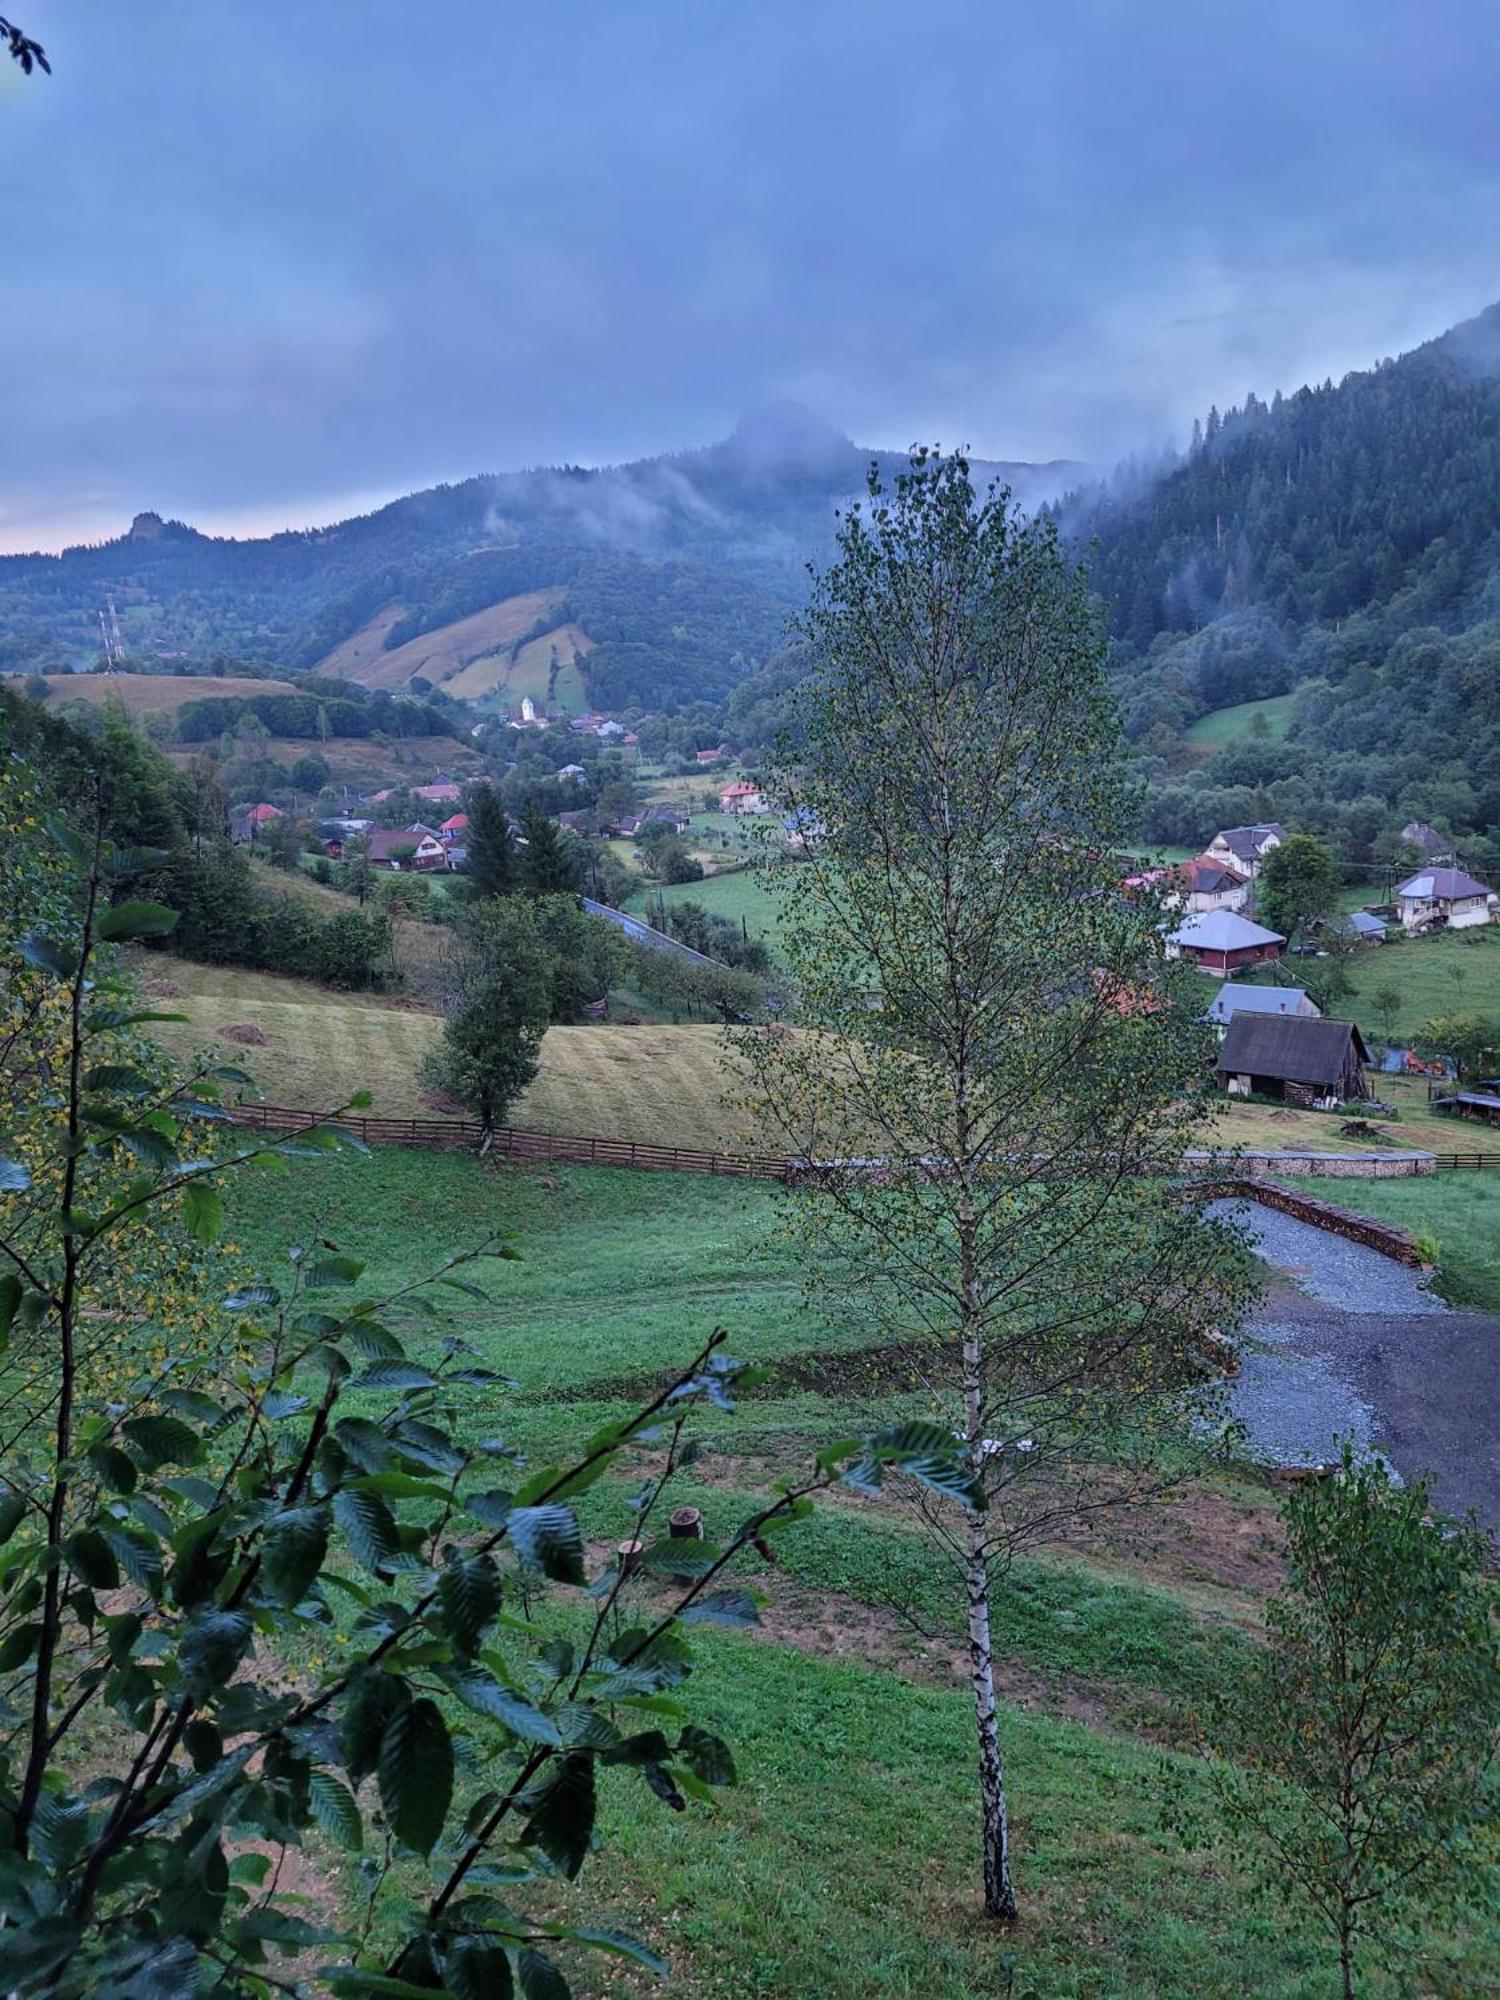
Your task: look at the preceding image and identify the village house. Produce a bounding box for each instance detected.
[1394,866,1495,933]
[1166,909,1285,975]
[1343,908,1389,944]
[364,826,449,871]
[412,780,463,806]
[695,745,729,766]
[439,812,469,844]
[1204,822,1285,880]
[1206,983,1321,1033]
[1168,856,1250,913]
[556,763,587,783]
[720,780,768,814]
[1400,820,1456,865]
[1216,1014,1371,1107]
[229,802,281,844]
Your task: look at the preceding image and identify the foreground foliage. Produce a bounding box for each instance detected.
[0,809,977,1996]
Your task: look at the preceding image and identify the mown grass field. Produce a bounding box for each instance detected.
[1208,1070,1500,1157]
[138,955,752,1143]
[214,1149,1494,1998]
[1232,924,1500,1041]
[1184,692,1297,751]
[162,733,484,788]
[42,671,300,714]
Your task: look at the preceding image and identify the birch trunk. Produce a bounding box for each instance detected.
[966,1513,1017,1921]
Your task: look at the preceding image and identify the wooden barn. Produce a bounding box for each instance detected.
[1216,1015,1371,1107]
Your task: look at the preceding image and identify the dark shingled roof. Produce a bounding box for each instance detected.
[1216,1014,1370,1086]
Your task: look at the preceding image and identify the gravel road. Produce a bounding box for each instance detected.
[1212,1199,1500,1530]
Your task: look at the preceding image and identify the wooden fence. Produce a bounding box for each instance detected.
[226,1104,793,1181]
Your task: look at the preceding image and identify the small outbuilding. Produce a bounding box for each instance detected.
[1217,1014,1372,1106]
[1166,909,1285,974]
[1206,983,1321,1032]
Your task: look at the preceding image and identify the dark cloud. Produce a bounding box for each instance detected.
[2,0,1497,549]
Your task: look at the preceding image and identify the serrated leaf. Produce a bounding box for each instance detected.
[261,1505,329,1607]
[517,1948,571,2000]
[123,1412,203,1469]
[178,1608,254,1700]
[468,1489,514,1529]
[507,1505,585,1585]
[448,1937,515,2000]
[96,899,178,942]
[334,1487,399,1572]
[353,1361,436,1392]
[335,1416,392,1472]
[442,1668,561,1745]
[378,1697,452,1858]
[17,932,74,978]
[223,1284,280,1311]
[103,1525,165,1597]
[676,1725,736,1786]
[347,1321,404,1361]
[340,1667,409,1781]
[437,1554,502,1655]
[391,1420,465,1474]
[678,1590,759,1627]
[306,1253,365,1288]
[181,1181,224,1245]
[64,1528,119,1590]
[568,1927,667,1974]
[309,1770,364,1852]
[520,1753,595,1880]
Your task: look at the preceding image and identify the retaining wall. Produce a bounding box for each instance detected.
[1184,1148,1436,1180]
[1196,1176,1426,1266]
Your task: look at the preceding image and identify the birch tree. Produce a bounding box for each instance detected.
[746,450,1252,1921]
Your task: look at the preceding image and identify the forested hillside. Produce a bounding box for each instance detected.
[1068,303,1500,861]
[0,409,1080,713]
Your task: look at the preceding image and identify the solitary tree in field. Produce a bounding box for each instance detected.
[422,898,553,1132]
[1202,1448,1499,2000]
[746,451,1251,1920]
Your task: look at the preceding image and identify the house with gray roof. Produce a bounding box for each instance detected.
[1394,867,1494,934]
[1216,1014,1371,1106]
[1204,822,1285,880]
[1205,983,1321,1033]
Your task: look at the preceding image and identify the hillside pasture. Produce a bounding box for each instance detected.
[1184,691,1297,751]
[1234,924,1500,1041]
[41,672,300,715]
[443,620,592,708]
[161,733,484,787]
[627,864,784,942]
[316,588,584,695]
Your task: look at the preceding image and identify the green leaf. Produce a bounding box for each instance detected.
[261,1505,330,1606]
[520,1752,595,1880]
[468,1489,514,1529]
[678,1590,759,1627]
[223,1284,280,1311]
[96,899,179,941]
[864,1419,985,1508]
[87,1442,137,1494]
[676,1725,737,1786]
[507,1505,585,1585]
[306,1253,366,1288]
[517,1946,572,1999]
[448,1938,516,2000]
[334,1417,392,1472]
[0,1162,29,1196]
[0,1624,40,1671]
[353,1361,436,1392]
[123,1412,203,1469]
[437,1554,502,1655]
[309,1770,364,1852]
[334,1487,399,1573]
[347,1321,404,1362]
[568,1927,668,1975]
[441,1668,561,1745]
[0,1274,19,1346]
[181,1181,225,1246]
[178,1608,253,1700]
[64,1528,119,1590]
[0,1489,27,1544]
[103,1525,165,1597]
[378,1698,452,1858]
[118,1126,180,1172]
[340,1667,409,1782]
[17,932,74,978]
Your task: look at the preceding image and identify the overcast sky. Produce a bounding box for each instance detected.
[2,0,1498,552]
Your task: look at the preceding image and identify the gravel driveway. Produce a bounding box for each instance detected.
[1211,1198,1500,1530]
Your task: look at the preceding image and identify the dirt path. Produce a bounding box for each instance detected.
[1217,1199,1500,1529]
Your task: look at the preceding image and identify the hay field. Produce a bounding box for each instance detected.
[43,673,299,714]
[315,590,575,693]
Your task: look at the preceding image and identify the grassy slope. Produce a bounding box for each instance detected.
[215,1149,1491,1998]
[443,622,592,708]
[165,734,483,788]
[42,672,300,713]
[1208,1071,1500,1156]
[1184,692,1297,750]
[140,954,749,1142]
[317,589,579,694]
[1330,927,1500,1040]
[627,866,784,941]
